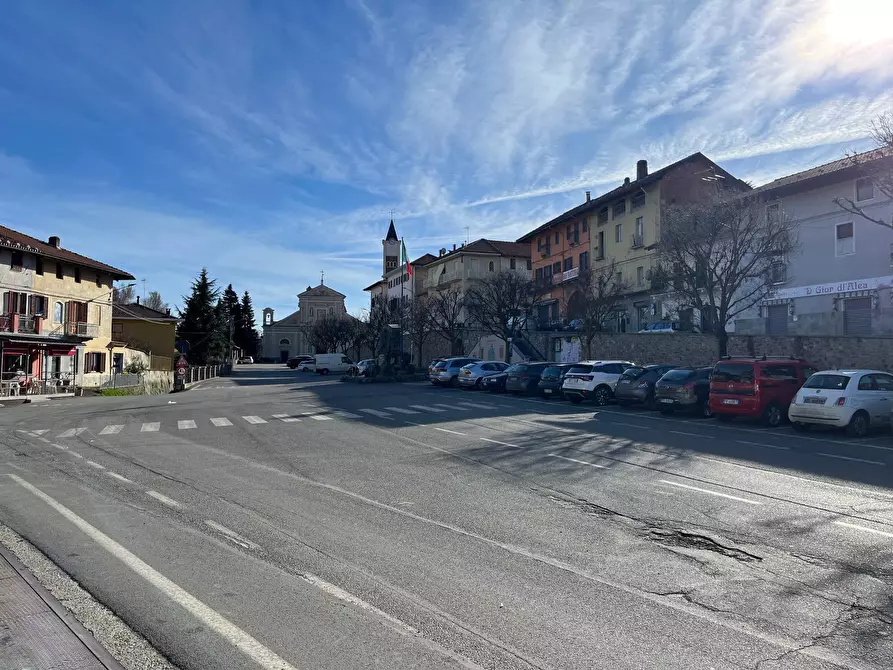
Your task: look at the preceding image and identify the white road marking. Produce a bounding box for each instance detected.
[409,404,445,413]
[86,461,105,470]
[299,573,419,634]
[359,409,393,419]
[332,410,362,419]
[668,430,713,439]
[735,440,791,451]
[141,422,160,433]
[307,414,331,421]
[204,520,261,551]
[210,417,233,427]
[272,414,301,423]
[7,475,296,670]
[834,521,893,539]
[57,427,86,438]
[479,437,521,449]
[106,472,133,484]
[464,401,497,409]
[147,490,181,508]
[549,454,607,468]
[99,425,124,435]
[436,403,468,411]
[816,452,884,466]
[51,443,67,451]
[242,416,267,424]
[178,420,197,430]
[31,429,49,436]
[68,451,83,459]
[859,443,893,453]
[657,480,762,505]
[433,427,466,436]
[383,406,421,414]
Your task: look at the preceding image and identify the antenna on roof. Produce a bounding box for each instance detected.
[463,226,469,245]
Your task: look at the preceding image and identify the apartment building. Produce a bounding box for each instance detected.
[419,239,531,297]
[734,149,893,337]
[0,226,134,394]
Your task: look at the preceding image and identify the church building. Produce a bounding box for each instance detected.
[260,282,350,362]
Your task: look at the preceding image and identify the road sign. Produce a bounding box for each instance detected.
[176,367,186,376]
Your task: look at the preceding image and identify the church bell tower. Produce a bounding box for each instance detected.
[383,219,399,278]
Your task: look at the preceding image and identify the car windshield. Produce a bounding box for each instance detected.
[803,373,851,390]
[543,366,562,376]
[712,363,754,384]
[661,369,694,382]
[568,365,592,374]
[620,367,646,380]
[433,361,447,369]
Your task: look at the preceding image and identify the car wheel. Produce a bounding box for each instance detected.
[717,414,734,423]
[569,396,582,404]
[791,421,810,432]
[473,379,481,389]
[700,401,713,419]
[763,402,783,428]
[847,411,870,438]
[593,386,611,406]
[449,376,458,388]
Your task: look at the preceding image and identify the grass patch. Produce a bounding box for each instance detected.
[98,387,141,396]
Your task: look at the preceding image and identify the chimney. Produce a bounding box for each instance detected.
[136,296,140,305]
[452,243,456,251]
[48,236,61,248]
[439,248,446,256]
[636,159,648,180]
[166,308,171,316]
[585,191,591,202]
[624,177,631,186]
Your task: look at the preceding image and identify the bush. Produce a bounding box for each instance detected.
[124,359,149,374]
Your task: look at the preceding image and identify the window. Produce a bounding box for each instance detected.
[74,268,81,283]
[510,258,516,270]
[10,250,22,271]
[85,352,106,373]
[544,265,552,278]
[615,271,622,285]
[329,307,334,315]
[563,257,573,271]
[96,273,103,288]
[554,232,560,244]
[582,219,588,232]
[634,266,644,286]
[112,322,123,335]
[762,365,797,380]
[526,259,531,270]
[596,231,605,259]
[835,222,854,256]
[615,223,622,243]
[552,261,561,274]
[579,251,589,269]
[488,261,495,272]
[535,267,544,281]
[856,177,874,202]
[30,295,47,316]
[631,193,646,210]
[56,262,63,279]
[635,217,644,239]
[54,302,63,323]
[35,258,43,276]
[598,208,609,224]
[766,202,780,224]
[613,200,626,217]
[872,374,893,391]
[537,238,542,252]
[308,307,313,316]
[768,259,786,284]
[279,338,290,346]
[858,374,875,391]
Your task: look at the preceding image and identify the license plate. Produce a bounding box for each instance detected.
[722,399,739,405]
[804,397,825,404]
[544,389,553,394]
[660,398,674,404]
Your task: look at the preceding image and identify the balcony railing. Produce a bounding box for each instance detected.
[631,234,644,249]
[65,321,100,338]
[0,315,10,333]
[17,316,36,334]
[552,266,580,285]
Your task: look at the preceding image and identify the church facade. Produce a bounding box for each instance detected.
[261,283,350,362]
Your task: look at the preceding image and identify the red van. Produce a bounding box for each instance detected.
[709,357,818,427]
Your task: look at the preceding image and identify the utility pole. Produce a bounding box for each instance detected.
[141,279,147,303]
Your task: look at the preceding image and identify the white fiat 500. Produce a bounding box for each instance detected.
[788,369,893,437]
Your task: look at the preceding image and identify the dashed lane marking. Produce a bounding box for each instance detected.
[141,422,160,433]
[359,409,393,419]
[549,454,607,469]
[204,520,261,551]
[86,461,105,470]
[409,405,445,413]
[242,416,267,424]
[272,414,301,423]
[147,490,181,508]
[834,521,893,539]
[99,425,123,435]
[383,407,420,414]
[106,472,133,484]
[479,437,522,449]
[657,479,762,505]
[210,417,233,427]
[433,427,466,436]
[332,410,362,419]
[178,420,197,430]
[57,427,86,438]
[736,440,791,451]
[816,452,885,466]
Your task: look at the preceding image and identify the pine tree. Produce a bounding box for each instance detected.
[176,268,220,364]
[236,290,260,358]
[220,284,242,359]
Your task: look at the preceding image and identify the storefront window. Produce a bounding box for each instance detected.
[2,353,29,380]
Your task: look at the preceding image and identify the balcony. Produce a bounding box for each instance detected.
[631,234,644,249]
[552,266,580,285]
[64,321,99,338]
[0,314,42,335]
[435,270,463,285]
[17,316,36,334]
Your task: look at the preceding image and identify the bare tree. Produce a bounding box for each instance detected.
[654,192,798,356]
[834,112,893,229]
[464,270,543,362]
[563,261,631,359]
[428,286,466,356]
[404,297,434,366]
[113,284,135,304]
[145,290,169,313]
[306,314,354,354]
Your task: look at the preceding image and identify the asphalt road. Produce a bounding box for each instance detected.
[0,364,891,670]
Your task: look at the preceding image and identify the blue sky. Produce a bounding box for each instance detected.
[0,0,891,318]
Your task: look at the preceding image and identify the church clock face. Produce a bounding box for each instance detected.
[264,313,272,325]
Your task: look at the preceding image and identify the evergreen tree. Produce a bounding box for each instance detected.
[236,290,260,358]
[176,268,220,364]
[220,284,242,359]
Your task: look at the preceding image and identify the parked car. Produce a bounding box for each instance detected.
[287,355,314,369]
[505,362,551,394]
[537,364,576,398]
[239,356,254,364]
[709,356,817,427]
[788,369,893,437]
[427,358,446,375]
[614,363,680,409]
[314,353,353,375]
[430,357,481,386]
[347,359,375,377]
[654,367,714,417]
[561,360,634,405]
[481,371,508,393]
[457,361,510,388]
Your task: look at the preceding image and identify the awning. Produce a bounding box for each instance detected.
[47,347,76,356]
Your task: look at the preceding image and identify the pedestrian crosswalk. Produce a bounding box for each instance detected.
[19,397,537,440]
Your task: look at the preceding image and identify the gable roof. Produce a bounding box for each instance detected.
[749,148,890,198]
[428,238,531,264]
[0,225,134,279]
[113,303,179,321]
[298,283,346,299]
[412,253,437,266]
[516,152,743,242]
[385,219,398,241]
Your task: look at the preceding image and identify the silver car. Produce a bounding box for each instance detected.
[457,361,510,388]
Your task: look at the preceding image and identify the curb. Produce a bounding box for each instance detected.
[0,542,125,670]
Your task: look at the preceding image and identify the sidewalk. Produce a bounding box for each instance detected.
[0,542,122,670]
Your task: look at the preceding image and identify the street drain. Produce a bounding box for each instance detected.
[649,529,762,562]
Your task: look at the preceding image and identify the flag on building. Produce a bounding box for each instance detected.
[401,239,413,277]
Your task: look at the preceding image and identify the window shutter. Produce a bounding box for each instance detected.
[99,353,106,372]
[66,301,76,324]
[28,295,35,316]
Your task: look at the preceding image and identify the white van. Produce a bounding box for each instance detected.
[314,353,353,375]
